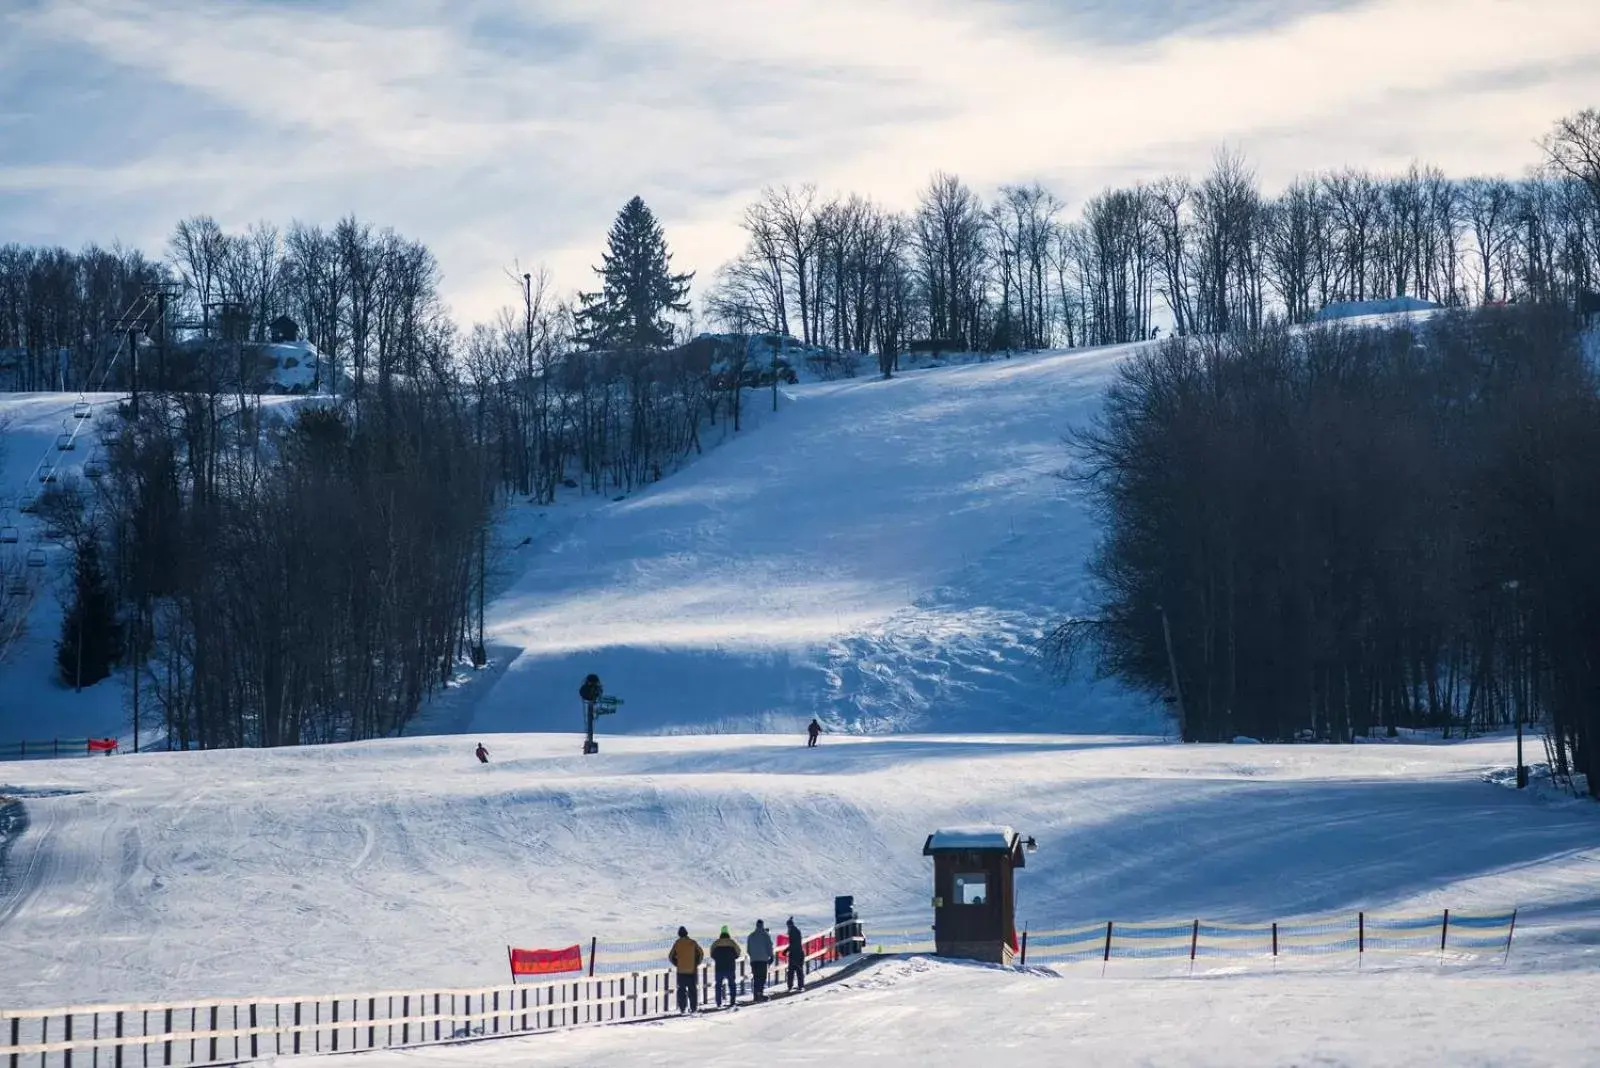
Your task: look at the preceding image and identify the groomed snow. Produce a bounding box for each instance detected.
[468,344,1161,738]
[257,957,1600,1068]
[2,731,1594,1014]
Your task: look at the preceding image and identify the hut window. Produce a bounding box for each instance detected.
[953,872,988,905]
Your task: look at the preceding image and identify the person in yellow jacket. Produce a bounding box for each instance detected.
[668,926,704,1014]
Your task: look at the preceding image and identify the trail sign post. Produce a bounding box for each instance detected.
[579,671,622,754]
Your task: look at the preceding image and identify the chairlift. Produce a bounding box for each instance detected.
[18,493,38,514]
[39,469,58,484]
[0,525,18,544]
[84,458,105,480]
[56,424,76,451]
[6,575,27,598]
[73,399,92,420]
[25,547,46,568]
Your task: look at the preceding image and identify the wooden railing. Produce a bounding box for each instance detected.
[2,927,867,1067]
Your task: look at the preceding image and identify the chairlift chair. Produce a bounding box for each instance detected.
[25,547,46,568]
[18,493,38,514]
[73,399,92,420]
[56,427,76,451]
[6,574,27,598]
[84,458,105,480]
[39,469,57,484]
[0,525,18,545]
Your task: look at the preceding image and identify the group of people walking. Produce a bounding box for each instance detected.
[667,917,807,1013]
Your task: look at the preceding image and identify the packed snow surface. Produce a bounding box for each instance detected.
[259,957,1600,1068]
[469,344,1160,738]
[2,732,1595,1014]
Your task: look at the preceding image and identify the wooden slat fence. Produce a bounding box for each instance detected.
[3,926,867,1067]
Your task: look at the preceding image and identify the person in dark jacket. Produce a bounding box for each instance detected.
[474,743,489,764]
[806,719,821,747]
[709,925,743,1007]
[668,926,704,1013]
[785,917,806,991]
[746,919,775,1001]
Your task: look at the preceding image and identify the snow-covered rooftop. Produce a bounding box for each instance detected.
[925,825,1017,851]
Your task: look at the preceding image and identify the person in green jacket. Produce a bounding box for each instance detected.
[668,927,704,1013]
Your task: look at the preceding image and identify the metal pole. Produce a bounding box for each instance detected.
[128,327,139,417]
[1158,604,1187,739]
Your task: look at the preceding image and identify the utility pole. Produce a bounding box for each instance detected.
[128,327,139,417]
[1506,580,1527,788]
[1157,603,1188,741]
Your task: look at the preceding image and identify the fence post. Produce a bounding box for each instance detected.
[1358,912,1365,955]
[114,1011,123,1068]
[1503,908,1518,965]
[1189,919,1199,973]
[54,738,59,757]
[250,1003,259,1061]
[163,1007,172,1066]
[369,996,377,1047]
[293,1003,302,1056]
[64,1014,72,1068]
[8,1010,17,1068]
[1019,929,1028,967]
[208,1005,218,1063]
[589,937,598,978]
[1271,922,1278,958]
[1440,909,1450,959]
[1101,920,1114,976]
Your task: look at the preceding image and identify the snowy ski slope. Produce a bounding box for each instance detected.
[468,344,1161,738]
[266,956,1600,1068]
[2,731,1595,1013]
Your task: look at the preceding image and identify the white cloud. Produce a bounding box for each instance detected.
[4,0,1597,325]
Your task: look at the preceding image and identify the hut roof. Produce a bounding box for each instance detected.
[923,825,1017,853]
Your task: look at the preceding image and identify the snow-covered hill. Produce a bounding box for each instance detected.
[468,344,1160,738]
[2,730,1593,1011]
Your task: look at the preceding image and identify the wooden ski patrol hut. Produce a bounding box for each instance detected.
[922,825,1035,964]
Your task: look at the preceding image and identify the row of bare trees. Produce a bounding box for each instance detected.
[1,214,447,399]
[76,373,491,747]
[1055,304,1600,795]
[706,111,1600,364]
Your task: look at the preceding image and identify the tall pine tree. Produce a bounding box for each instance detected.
[575,196,693,350]
[57,536,122,690]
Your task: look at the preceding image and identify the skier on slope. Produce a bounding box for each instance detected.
[785,917,806,992]
[806,719,822,748]
[474,743,489,764]
[746,919,775,1002]
[668,927,704,1014]
[709,925,743,1007]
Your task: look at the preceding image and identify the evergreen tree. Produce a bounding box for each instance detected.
[575,196,694,350]
[57,536,122,690]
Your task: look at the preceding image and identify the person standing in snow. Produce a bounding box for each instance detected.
[668,926,704,1014]
[474,743,489,764]
[806,719,821,747]
[746,919,775,1001]
[785,917,806,992]
[709,925,743,1007]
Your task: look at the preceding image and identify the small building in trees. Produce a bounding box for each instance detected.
[269,315,301,343]
[923,825,1034,965]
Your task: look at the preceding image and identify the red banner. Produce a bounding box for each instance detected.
[509,945,583,978]
[775,932,836,965]
[87,738,118,753]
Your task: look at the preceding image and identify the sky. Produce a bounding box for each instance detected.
[2,0,1598,326]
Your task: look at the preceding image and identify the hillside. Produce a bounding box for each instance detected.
[465,344,1162,739]
[3,730,1592,1011]
[0,393,308,744]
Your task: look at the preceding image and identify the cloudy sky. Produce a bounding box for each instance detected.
[3,0,1598,324]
